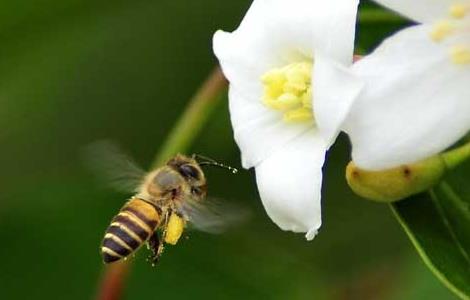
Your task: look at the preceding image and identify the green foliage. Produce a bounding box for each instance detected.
[392,159,470,299]
[0,0,461,299]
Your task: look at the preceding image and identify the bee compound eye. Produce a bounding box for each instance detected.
[191,186,207,198]
[179,164,199,179]
[191,187,201,195]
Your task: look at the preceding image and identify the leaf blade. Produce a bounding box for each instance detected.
[391,182,470,300]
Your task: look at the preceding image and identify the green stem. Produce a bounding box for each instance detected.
[358,9,405,23]
[95,66,227,300]
[152,67,227,167]
[441,141,470,170]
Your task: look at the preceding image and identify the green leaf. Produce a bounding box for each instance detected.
[391,161,470,300]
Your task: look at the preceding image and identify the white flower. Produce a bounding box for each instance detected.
[213,0,360,240]
[342,0,470,170]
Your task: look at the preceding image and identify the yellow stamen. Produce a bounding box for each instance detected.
[430,21,454,42]
[449,4,469,19]
[264,93,300,110]
[283,108,313,123]
[450,45,470,64]
[261,61,314,123]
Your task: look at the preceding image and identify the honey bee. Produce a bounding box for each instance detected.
[86,142,242,265]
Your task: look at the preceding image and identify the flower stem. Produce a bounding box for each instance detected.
[94,66,227,300]
[441,141,470,170]
[95,261,130,300]
[152,67,227,167]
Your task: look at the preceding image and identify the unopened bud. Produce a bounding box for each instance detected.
[346,156,446,202]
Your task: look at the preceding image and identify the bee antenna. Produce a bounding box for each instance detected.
[199,162,238,174]
[194,154,238,174]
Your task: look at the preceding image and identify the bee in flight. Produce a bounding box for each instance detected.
[86,142,241,266]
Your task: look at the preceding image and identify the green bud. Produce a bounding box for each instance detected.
[346,156,447,203]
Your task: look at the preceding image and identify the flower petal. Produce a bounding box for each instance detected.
[373,0,454,23]
[344,24,470,170]
[313,54,364,146]
[309,0,359,65]
[229,87,311,168]
[215,0,359,167]
[213,0,359,101]
[255,129,327,240]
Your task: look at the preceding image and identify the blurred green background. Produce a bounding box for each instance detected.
[0,0,458,299]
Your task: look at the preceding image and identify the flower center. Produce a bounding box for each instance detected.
[429,3,470,65]
[261,61,314,123]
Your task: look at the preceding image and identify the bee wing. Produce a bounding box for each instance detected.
[82,140,146,193]
[180,197,251,234]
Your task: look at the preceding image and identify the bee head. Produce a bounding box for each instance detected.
[167,155,207,198]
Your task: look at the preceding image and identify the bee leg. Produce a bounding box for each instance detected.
[147,232,164,267]
[147,209,171,266]
[160,209,171,242]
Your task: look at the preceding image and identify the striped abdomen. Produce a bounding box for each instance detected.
[101,197,161,263]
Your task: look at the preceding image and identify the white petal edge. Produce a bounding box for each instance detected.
[313,53,364,146]
[373,0,454,23]
[229,87,311,168]
[309,0,359,66]
[213,0,360,102]
[255,129,327,240]
[344,24,470,170]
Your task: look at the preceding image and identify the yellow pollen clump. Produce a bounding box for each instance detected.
[450,45,470,64]
[449,3,469,18]
[164,213,186,245]
[261,61,314,123]
[430,20,454,42]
